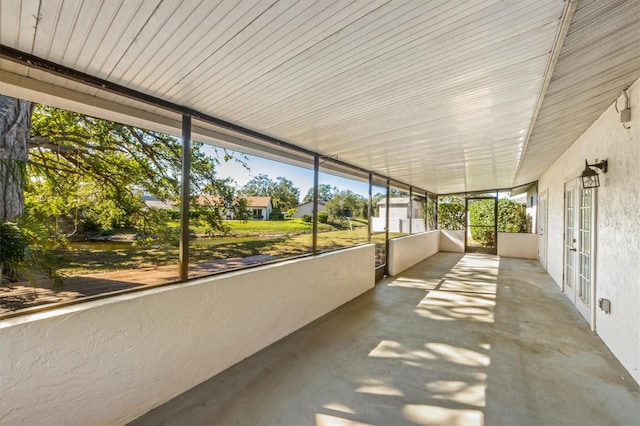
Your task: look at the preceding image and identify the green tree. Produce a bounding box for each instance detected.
[325,190,366,223]
[272,177,300,210]
[239,173,272,197]
[25,104,241,240]
[302,184,338,203]
[0,97,245,283]
[371,192,386,216]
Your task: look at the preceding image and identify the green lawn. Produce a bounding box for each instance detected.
[44,218,381,277]
[222,218,333,234]
[180,218,348,235]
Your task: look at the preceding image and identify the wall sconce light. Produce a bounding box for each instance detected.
[581,159,608,189]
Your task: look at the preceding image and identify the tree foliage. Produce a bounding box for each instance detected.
[437,196,465,230]
[325,190,366,220]
[302,184,338,203]
[0,99,249,282]
[0,210,63,284]
[497,199,528,233]
[24,104,243,241]
[240,174,300,210]
[371,192,386,216]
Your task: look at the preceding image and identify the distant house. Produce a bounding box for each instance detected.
[292,201,326,218]
[372,197,424,233]
[194,195,273,221]
[246,196,272,220]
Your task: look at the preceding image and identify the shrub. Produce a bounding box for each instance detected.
[269,212,285,221]
[302,214,312,223]
[498,199,527,233]
[0,222,27,283]
[437,200,465,230]
[318,212,329,223]
[468,199,495,246]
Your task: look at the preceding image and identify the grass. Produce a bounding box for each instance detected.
[180,218,343,235]
[222,219,333,234]
[43,217,384,277]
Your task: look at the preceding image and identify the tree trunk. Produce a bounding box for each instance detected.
[0,96,33,221]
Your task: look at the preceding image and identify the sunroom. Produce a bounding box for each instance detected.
[0,0,639,424]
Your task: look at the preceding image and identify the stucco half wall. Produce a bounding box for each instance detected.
[497,233,538,259]
[387,231,440,276]
[439,230,465,253]
[0,245,375,425]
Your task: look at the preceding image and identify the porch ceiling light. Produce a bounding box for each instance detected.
[581,159,608,189]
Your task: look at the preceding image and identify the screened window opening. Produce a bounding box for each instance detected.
[316,166,369,253]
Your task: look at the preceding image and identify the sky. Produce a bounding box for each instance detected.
[203,144,371,199]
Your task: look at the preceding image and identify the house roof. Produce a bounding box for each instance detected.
[246,196,272,208]
[377,197,414,206]
[195,195,226,207]
[195,195,272,208]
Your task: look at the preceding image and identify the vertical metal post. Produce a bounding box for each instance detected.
[408,187,413,234]
[384,180,390,272]
[179,115,191,281]
[312,155,319,254]
[494,194,499,254]
[368,173,372,243]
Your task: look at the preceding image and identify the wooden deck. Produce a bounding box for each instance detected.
[0,255,279,315]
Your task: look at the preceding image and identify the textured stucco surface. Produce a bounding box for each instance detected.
[497,233,538,259]
[538,77,640,384]
[0,245,375,425]
[388,230,440,276]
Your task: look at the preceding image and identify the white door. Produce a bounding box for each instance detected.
[538,190,547,269]
[564,180,595,325]
[564,181,578,303]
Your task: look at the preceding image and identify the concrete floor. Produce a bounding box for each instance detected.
[131,253,640,426]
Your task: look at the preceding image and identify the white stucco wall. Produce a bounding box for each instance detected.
[537,77,640,384]
[387,231,440,276]
[497,233,538,259]
[439,230,465,253]
[379,205,408,221]
[292,202,325,218]
[371,216,386,232]
[0,245,375,425]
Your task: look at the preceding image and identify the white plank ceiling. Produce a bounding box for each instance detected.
[1,0,638,193]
